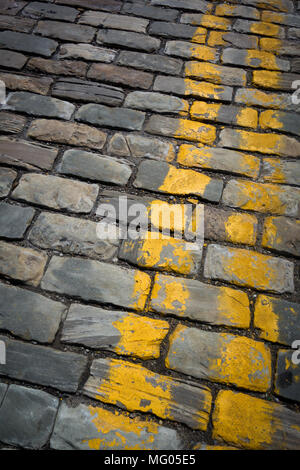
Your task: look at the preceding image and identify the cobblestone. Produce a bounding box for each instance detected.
[0,72,53,95]
[0,167,17,197]
[261,158,300,186]
[0,202,35,239]
[0,31,58,56]
[0,111,26,134]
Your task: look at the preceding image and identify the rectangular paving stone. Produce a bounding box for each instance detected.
[220,0,294,13]
[0,137,58,170]
[0,49,27,69]
[52,78,124,106]
[29,211,120,261]
[0,14,35,33]
[56,0,122,11]
[262,10,300,27]
[185,61,247,86]
[262,216,300,257]
[208,31,258,49]
[27,57,88,78]
[275,350,300,403]
[190,101,258,128]
[0,1,27,16]
[261,158,300,186]
[165,41,218,62]
[134,160,223,202]
[13,173,98,214]
[181,13,232,30]
[61,304,169,359]
[97,29,160,52]
[125,91,188,115]
[0,202,35,239]
[154,75,233,102]
[166,325,271,392]
[117,51,183,75]
[0,111,26,134]
[219,129,300,157]
[0,167,17,197]
[88,63,153,89]
[5,91,75,120]
[288,27,300,39]
[291,58,300,73]
[145,115,216,144]
[222,48,290,71]
[58,43,116,62]
[27,119,107,150]
[0,240,47,286]
[252,70,300,91]
[149,22,206,43]
[76,104,145,131]
[23,1,79,21]
[0,72,53,95]
[84,357,212,430]
[0,382,7,407]
[235,87,297,112]
[0,336,87,392]
[213,390,300,450]
[51,402,182,450]
[108,132,175,161]
[79,11,149,33]
[0,385,59,450]
[0,282,65,343]
[260,110,300,136]
[41,255,151,311]
[222,179,300,217]
[122,2,178,21]
[35,20,95,43]
[234,19,285,38]
[204,244,294,293]
[151,0,212,12]
[254,294,300,346]
[0,31,58,56]
[215,4,260,19]
[260,38,300,57]
[178,144,260,178]
[119,233,202,275]
[150,273,251,328]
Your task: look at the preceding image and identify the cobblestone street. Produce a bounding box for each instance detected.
[0,0,299,450]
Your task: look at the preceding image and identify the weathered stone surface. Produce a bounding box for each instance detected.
[165,41,218,62]
[0,1,27,16]
[0,202,34,239]
[208,31,258,49]
[252,70,300,91]
[12,173,98,214]
[260,110,300,136]
[88,63,153,89]
[185,61,247,86]
[261,158,300,186]
[0,137,58,170]
[288,27,300,39]
[224,0,294,13]
[146,115,216,144]
[234,19,285,38]
[149,21,206,43]
[0,72,52,95]
[0,241,47,286]
[262,216,300,257]
[0,282,65,343]
[51,402,182,450]
[239,87,296,112]
[58,149,132,185]
[36,20,95,43]
[79,11,149,33]
[0,385,59,449]
[222,47,289,71]
[152,0,212,12]
[29,212,120,261]
[56,0,122,11]
[23,1,79,21]
[84,357,212,430]
[204,244,294,293]
[0,50,27,69]
[262,10,300,26]
[213,390,300,450]
[27,119,107,150]
[291,58,300,73]
[134,160,223,202]
[58,43,116,62]
[0,14,35,32]
[52,78,124,106]
[150,273,251,328]
[76,104,145,131]
[0,336,87,392]
[0,31,58,56]
[97,29,160,52]
[191,101,258,128]
[0,167,17,197]
[275,350,300,403]
[166,326,271,392]
[108,133,175,161]
[125,91,188,114]
[178,144,259,178]
[123,2,178,21]
[0,382,7,406]
[5,92,75,120]
[27,57,88,78]
[117,51,183,75]
[61,304,169,359]
[41,255,151,311]
[254,294,300,346]
[181,13,231,30]
[215,4,260,19]
[222,179,300,217]
[0,111,26,134]
[260,37,300,56]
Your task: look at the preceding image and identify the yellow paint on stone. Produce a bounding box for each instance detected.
[129,270,151,312]
[112,313,169,359]
[260,37,282,53]
[261,11,286,24]
[158,164,215,196]
[173,118,216,144]
[194,14,232,31]
[260,110,283,131]
[184,79,230,100]
[186,62,246,86]
[187,44,218,62]
[190,26,207,44]
[237,87,285,109]
[262,216,282,250]
[149,200,187,233]
[243,50,284,70]
[249,21,283,37]
[252,70,283,90]
[207,31,226,47]
[236,107,258,128]
[261,158,287,183]
[150,274,189,316]
[231,129,291,155]
[254,294,280,343]
[216,287,250,329]
[224,213,257,245]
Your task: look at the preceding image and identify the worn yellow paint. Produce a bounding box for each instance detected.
[129,270,151,312]
[151,275,189,316]
[187,44,218,62]
[86,406,161,450]
[260,37,282,53]
[252,70,282,90]
[150,200,187,233]
[190,26,207,44]
[243,50,283,70]
[185,61,246,87]
[237,88,284,109]
[165,324,187,369]
[215,4,258,19]
[254,295,280,343]
[158,164,214,196]
[112,313,169,359]
[193,14,232,30]
[212,390,276,449]
[185,79,230,100]
[260,110,283,131]
[190,101,221,121]
[224,213,257,245]
[261,158,286,183]
[207,31,226,47]
[249,21,283,37]
[173,118,216,144]
[261,11,285,24]
[216,287,250,329]
[236,107,258,128]
[232,129,290,155]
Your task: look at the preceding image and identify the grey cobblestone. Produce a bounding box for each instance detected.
[0,167,17,197]
[0,31,58,56]
[76,103,145,131]
[35,20,95,43]
[0,202,35,239]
